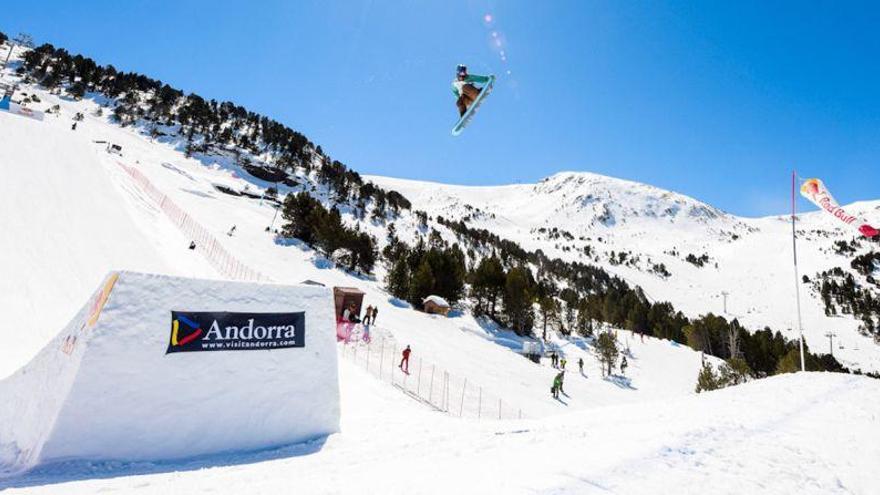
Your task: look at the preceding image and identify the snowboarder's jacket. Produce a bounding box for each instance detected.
[452,74,491,98]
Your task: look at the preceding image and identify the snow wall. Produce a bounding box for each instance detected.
[0,271,339,476]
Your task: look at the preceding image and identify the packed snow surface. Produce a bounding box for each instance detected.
[3,369,878,494]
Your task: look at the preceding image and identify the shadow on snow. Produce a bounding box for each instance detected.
[0,436,329,490]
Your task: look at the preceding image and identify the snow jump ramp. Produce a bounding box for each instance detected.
[0,271,339,476]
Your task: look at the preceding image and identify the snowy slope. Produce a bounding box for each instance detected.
[368,173,880,372]
[0,55,714,422]
[0,110,215,375]
[3,368,878,494]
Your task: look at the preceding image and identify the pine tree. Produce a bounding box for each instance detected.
[281,192,319,243]
[469,255,505,316]
[537,296,559,341]
[695,360,721,393]
[575,298,593,336]
[410,260,435,307]
[719,357,752,386]
[503,266,534,335]
[351,231,377,274]
[775,348,804,374]
[595,331,619,377]
[386,257,410,300]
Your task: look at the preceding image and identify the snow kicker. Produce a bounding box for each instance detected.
[0,271,339,476]
[800,178,879,238]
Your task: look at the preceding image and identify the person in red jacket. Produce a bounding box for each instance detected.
[399,345,411,373]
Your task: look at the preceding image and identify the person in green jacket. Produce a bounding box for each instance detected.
[552,371,565,399]
[452,65,491,117]
[551,373,562,399]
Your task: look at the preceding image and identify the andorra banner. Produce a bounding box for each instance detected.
[168,311,305,354]
[800,178,879,238]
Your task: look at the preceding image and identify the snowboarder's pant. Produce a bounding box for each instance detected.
[457,84,481,116]
[400,357,409,372]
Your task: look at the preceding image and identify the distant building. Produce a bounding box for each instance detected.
[422,295,451,316]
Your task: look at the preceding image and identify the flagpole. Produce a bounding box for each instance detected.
[791,170,806,372]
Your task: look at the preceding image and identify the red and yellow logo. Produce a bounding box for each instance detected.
[171,314,204,347]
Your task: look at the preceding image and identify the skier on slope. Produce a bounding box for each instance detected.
[551,374,561,399]
[452,65,491,117]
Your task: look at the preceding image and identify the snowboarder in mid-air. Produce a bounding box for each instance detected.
[452,65,491,117]
[451,65,495,136]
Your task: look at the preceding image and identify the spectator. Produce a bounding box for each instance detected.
[364,305,373,325]
[344,303,361,323]
[399,345,411,373]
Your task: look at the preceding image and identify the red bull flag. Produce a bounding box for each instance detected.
[800,178,879,238]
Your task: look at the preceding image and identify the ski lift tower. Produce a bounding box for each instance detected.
[825,331,836,357]
[721,291,730,314]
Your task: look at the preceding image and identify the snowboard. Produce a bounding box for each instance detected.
[452,75,495,136]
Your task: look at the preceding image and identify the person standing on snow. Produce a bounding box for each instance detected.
[578,357,584,374]
[371,306,378,325]
[452,65,491,117]
[620,355,628,375]
[552,372,563,399]
[364,305,373,325]
[400,345,411,373]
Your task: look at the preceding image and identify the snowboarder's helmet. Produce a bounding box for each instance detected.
[456,64,467,75]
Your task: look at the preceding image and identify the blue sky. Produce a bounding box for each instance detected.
[3,1,879,216]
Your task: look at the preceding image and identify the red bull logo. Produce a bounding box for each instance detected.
[801,178,878,237]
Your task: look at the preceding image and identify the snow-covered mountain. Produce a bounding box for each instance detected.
[369,172,880,372]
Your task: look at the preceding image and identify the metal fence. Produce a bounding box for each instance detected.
[116,161,271,283]
[339,332,525,420]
